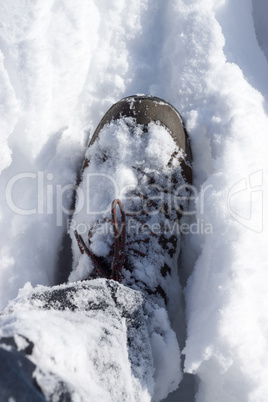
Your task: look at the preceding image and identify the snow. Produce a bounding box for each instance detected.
[0,0,268,401]
[69,118,185,296]
[0,279,181,401]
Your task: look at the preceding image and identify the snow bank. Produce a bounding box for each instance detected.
[0,0,147,307]
[167,1,268,401]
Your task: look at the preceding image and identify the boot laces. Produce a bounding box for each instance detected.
[74,199,126,282]
[74,155,185,285]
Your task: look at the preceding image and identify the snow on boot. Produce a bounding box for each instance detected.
[68,95,192,307]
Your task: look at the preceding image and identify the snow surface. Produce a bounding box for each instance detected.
[0,0,268,401]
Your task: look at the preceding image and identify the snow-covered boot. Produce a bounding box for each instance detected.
[69,95,192,306]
